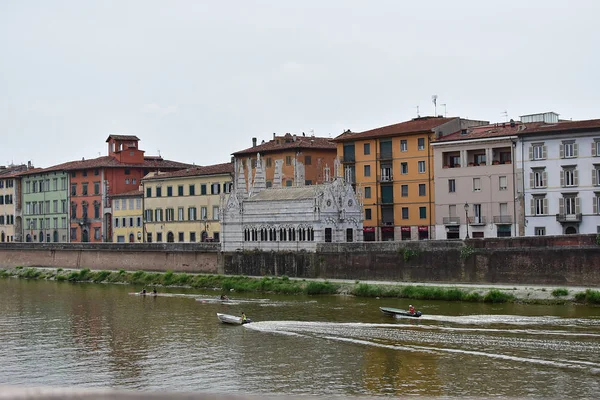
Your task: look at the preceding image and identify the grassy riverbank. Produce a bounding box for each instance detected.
[2,266,599,305]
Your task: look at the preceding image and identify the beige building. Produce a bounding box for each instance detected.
[0,164,29,242]
[111,189,143,243]
[142,163,233,243]
[431,122,519,239]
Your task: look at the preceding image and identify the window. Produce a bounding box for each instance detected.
[364,143,370,155]
[201,207,207,220]
[364,165,371,177]
[286,156,292,165]
[156,232,162,242]
[94,202,100,218]
[146,187,152,197]
[418,161,425,173]
[401,162,408,174]
[286,180,292,187]
[125,179,130,185]
[124,169,130,175]
[155,208,163,222]
[71,171,76,178]
[346,228,353,242]
[561,141,577,158]
[534,227,546,236]
[419,207,427,219]
[167,186,173,197]
[400,140,408,152]
[52,178,58,190]
[224,182,233,193]
[531,143,546,160]
[380,166,392,181]
[82,170,87,177]
[473,177,481,192]
[305,180,312,185]
[364,187,371,199]
[147,233,152,243]
[532,169,546,188]
[201,184,207,195]
[305,155,312,165]
[94,169,99,176]
[190,232,196,242]
[499,176,507,191]
[448,179,456,193]
[189,185,195,195]
[418,137,425,150]
[401,185,408,197]
[213,206,219,220]
[562,196,578,215]
[419,184,426,196]
[532,196,547,216]
[562,168,578,187]
[70,228,77,240]
[136,198,141,209]
[178,207,184,221]
[402,207,409,219]
[82,183,88,195]
[71,184,77,196]
[178,186,184,196]
[178,232,185,242]
[211,183,221,194]
[156,187,162,197]
[145,209,153,222]
[121,199,127,210]
[594,167,600,187]
[53,200,58,213]
[137,217,141,227]
[188,207,197,221]
[166,208,174,222]
[365,208,372,220]
[266,158,272,168]
[94,182,100,195]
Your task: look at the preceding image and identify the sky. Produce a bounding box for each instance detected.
[1,0,599,169]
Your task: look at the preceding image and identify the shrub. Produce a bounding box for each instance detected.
[483,289,514,303]
[22,268,41,279]
[460,245,476,260]
[551,288,569,297]
[352,283,384,297]
[305,281,339,295]
[574,289,600,304]
[465,292,482,302]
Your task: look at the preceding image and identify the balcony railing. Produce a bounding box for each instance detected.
[377,174,393,183]
[378,220,395,226]
[556,213,582,223]
[443,216,461,225]
[378,197,394,205]
[377,152,393,161]
[339,155,355,163]
[493,215,513,224]
[468,216,487,226]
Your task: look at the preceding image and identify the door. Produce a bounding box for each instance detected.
[82,229,89,242]
[473,204,482,224]
[129,233,135,243]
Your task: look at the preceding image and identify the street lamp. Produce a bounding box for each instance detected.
[464,202,469,239]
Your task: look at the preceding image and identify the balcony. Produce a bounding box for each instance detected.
[468,216,487,226]
[443,216,461,225]
[339,155,355,164]
[378,220,395,227]
[74,217,90,226]
[378,197,394,205]
[377,152,393,161]
[493,215,513,224]
[556,213,582,223]
[378,174,393,183]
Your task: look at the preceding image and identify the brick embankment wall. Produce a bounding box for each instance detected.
[0,243,222,274]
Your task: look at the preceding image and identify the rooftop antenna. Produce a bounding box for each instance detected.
[310,129,315,137]
[440,104,447,118]
[415,105,420,118]
[432,95,438,116]
[157,149,161,157]
[501,110,509,122]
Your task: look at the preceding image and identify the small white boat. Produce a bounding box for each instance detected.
[217,313,251,325]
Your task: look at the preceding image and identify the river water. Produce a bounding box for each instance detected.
[0,279,599,398]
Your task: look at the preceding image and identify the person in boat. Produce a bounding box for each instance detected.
[152,288,157,295]
[220,294,229,300]
[408,304,416,315]
[140,288,147,295]
[241,312,247,324]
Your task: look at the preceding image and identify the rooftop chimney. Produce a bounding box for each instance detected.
[510,119,516,128]
[252,137,257,147]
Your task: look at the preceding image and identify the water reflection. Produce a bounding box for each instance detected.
[0,279,599,397]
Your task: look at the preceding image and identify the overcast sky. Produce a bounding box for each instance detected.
[1,0,599,168]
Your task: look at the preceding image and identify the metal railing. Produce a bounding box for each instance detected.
[493,215,513,224]
[442,216,461,225]
[556,213,582,223]
[468,216,487,225]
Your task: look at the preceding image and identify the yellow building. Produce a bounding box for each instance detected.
[332,117,486,241]
[141,163,233,243]
[110,189,143,243]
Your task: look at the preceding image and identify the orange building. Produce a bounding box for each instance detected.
[232,133,337,187]
[50,135,190,242]
[332,117,487,241]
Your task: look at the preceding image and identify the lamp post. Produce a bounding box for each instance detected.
[464,202,469,239]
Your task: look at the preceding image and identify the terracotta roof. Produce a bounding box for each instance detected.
[0,164,33,178]
[142,162,234,181]
[332,117,456,142]
[106,134,140,142]
[436,123,522,142]
[110,189,143,198]
[518,118,600,135]
[232,134,336,156]
[37,156,192,173]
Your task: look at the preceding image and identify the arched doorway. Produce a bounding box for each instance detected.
[82,229,89,242]
[1,232,4,242]
[26,234,32,242]
[53,231,59,242]
[129,233,135,243]
[167,232,175,243]
[201,230,208,242]
[39,231,44,242]
[565,226,577,234]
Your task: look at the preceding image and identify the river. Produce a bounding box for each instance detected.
[0,279,599,398]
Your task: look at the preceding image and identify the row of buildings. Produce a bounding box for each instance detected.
[1,111,600,248]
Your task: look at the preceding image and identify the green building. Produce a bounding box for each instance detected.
[19,169,70,242]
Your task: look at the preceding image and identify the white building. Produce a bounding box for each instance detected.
[516,112,600,236]
[221,156,363,252]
